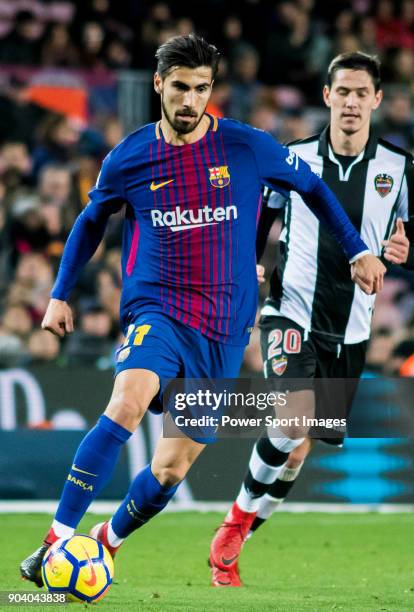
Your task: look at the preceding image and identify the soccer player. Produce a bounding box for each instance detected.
[209,52,413,586]
[20,36,385,587]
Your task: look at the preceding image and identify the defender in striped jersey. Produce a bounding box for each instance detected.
[19,37,385,588]
[210,52,413,586]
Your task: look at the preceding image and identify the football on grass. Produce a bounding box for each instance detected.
[41,534,114,603]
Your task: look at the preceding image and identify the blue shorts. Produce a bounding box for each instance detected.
[114,312,245,443]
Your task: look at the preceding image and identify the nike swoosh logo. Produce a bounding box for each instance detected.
[150,179,174,191]
[72,465,98,477]
[171,222,218,232]
[221,555,238,566]
[82,545,97,587]
[217,578,231,585]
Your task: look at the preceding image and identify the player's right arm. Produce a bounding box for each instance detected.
[256,187,286,262]
[42,150,125,337]
[255,187,286,284]
[42,298,75,338]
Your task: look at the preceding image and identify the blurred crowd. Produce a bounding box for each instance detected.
[0,0,414,375]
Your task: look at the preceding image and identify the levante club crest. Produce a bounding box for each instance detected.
[209,166,230,188]
[374,173,393,197]
[271,356,288,376]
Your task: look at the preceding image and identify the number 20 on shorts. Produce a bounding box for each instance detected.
[123,324,152,347]
[267,327,301,359]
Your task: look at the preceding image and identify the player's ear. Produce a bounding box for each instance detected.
[154,72,162,94]
[323,85,331,108]
[372,88,383,110]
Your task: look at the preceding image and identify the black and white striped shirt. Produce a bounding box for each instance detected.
[259,126,414,344]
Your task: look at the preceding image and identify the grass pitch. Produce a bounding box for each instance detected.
[1,512,414,611]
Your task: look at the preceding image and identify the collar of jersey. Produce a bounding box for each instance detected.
[318,124,378,161]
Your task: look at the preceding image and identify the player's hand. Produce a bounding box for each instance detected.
[256,264,266,284]
[41,298,74,338]
[350,254,386,295]
[382,218,409,265]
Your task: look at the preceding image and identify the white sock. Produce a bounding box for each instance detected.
[51,519,75,539]
[256,493,284,520]
[249,444,286,485]
[107,520,125,547]
[236,484,259,512]
[236,475,284,513]
[256,462,304,519]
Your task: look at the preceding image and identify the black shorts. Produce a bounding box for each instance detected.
[259,315,368,445]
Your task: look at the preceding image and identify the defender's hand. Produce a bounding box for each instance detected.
[257,264,265,284]
[382,218,409,265]
[41,298,74,338]
[351,254,386,295]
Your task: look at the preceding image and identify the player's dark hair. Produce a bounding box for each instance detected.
[155,34,220,79]
[327,52,381,92]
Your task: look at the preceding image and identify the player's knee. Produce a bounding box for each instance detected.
[105,392,147,428]
[152,464,186,487]
[286,452,306,469]
[286,438,313,468]
[271,434,305,454]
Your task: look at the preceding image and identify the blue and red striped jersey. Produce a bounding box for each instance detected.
[51,116,369,345]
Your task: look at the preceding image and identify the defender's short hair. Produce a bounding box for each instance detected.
[155,33,220,79]
[327,52,381,91]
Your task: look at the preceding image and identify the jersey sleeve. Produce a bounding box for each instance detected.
[249,127,369,261]
[51,150,126,300]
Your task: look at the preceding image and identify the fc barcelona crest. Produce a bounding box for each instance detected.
[209,166,230,188]
[374,173,393,197]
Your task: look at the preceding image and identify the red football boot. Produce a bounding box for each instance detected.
[209,559,242,587]
[89,521,121,558]
[209,502,256,586]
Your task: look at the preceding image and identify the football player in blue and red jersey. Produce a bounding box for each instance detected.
[20,34,385,587]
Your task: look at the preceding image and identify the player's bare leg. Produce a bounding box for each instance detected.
[151,431,206,485]
[20,369,159,586]
[91,428,205,556]
[105,369,160,430]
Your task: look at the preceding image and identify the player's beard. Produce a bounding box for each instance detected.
[161,95,206,135]
[339,113,363,136]
[342,127,358,136]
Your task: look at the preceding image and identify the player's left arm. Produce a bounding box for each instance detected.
[382,218,410,266]
[401,220,414,268]
[383,157,414,269]
[250,129,368,261]
[249,128,385,293]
